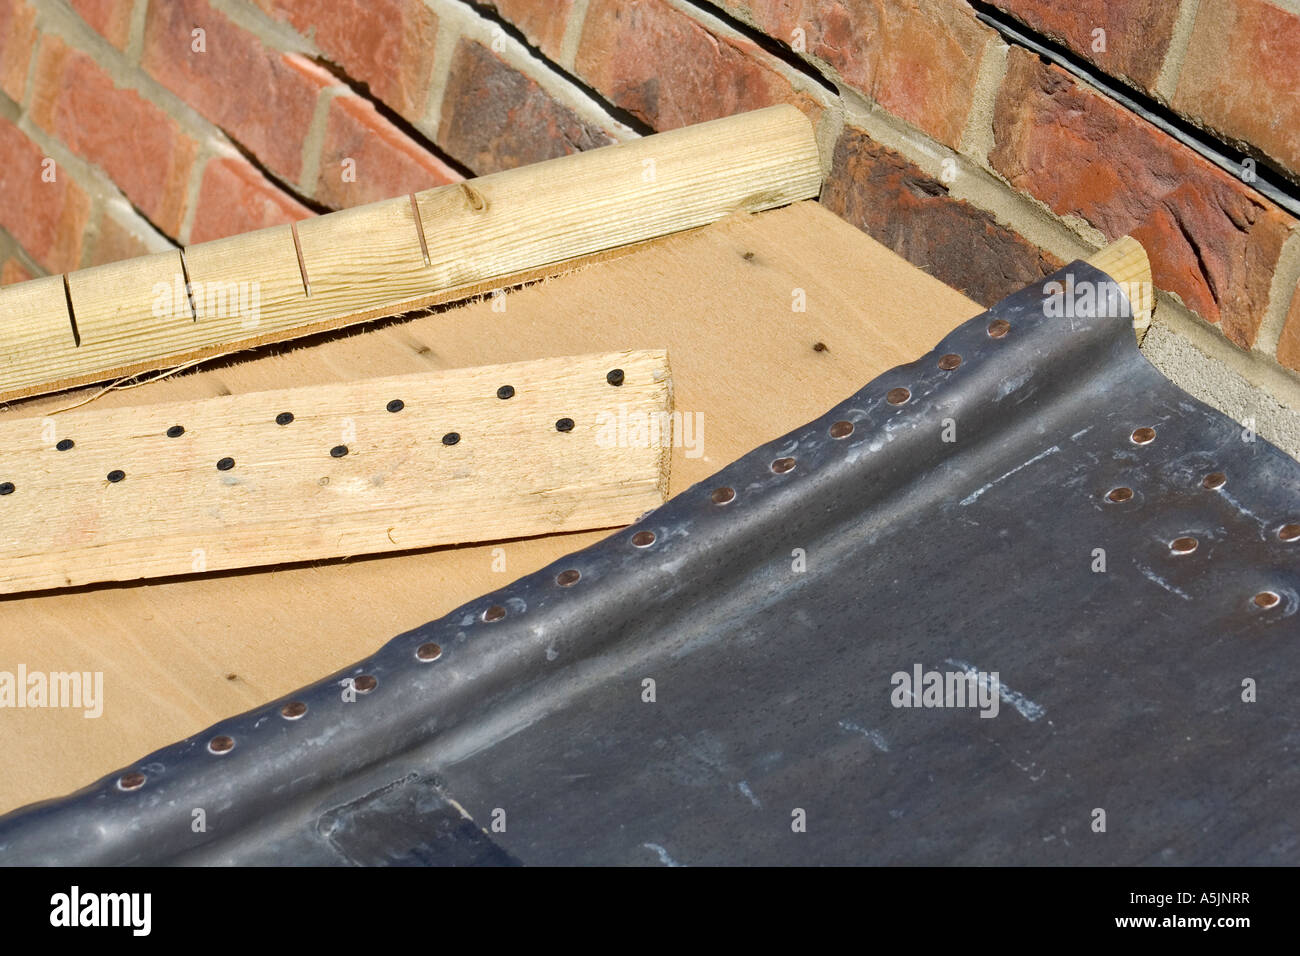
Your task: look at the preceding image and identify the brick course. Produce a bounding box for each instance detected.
[30,34,196,236]
[143,0,336,185]
[990,49,1293,348]
[722,0,992,149]
[0,117,91,272]
[987,0,1178,92]
[575,0,820,131]
[189,155,314,244]
[439,39,614,174]
[1174,0,1300,183]
[825,123,1060,306]
[254,0,439,123]
[316,92,461,208]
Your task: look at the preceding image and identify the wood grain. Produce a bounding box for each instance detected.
[0,351,671,594]
[1085,236,1153,341]
[0,106,821,402]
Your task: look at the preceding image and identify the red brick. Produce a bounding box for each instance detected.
[575,0,820,131]
[30,35,196,236]
[990,48,1294,348]
[1,256,32,282]
[438,39,615,174]
[1278,283,1300,372]
[824,124,1060,306]
[189,156,314,244]
[722,0,992,149]
[988,0,1177,91]
[1174,0,1300,181]
[2,257,34,285]
[143,0,335,184]
[90,207,155,266]
[316,93,460,208]
[69,0,135,50]
[0,0,37,102]
[482,0,576,61]
[0,118,92,273]
[254,0,438,122]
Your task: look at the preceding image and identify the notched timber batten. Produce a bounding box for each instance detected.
[0,106,822,403]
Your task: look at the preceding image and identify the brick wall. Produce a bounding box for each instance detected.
[1,0,1298,398]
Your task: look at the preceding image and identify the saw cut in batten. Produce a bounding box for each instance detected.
[0,350,671,594]
[0,105,821,403]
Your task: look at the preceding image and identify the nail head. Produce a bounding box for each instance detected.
[1254,591,1280,609]
[829,420,854,439]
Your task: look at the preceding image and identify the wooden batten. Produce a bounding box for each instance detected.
[0,106,822,403]
[1084,235,1153,341]
[0,350,672,594]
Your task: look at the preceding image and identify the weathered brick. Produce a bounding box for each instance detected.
[482,0,576,61]
[721,0,992,149]
[2,256,33,284]
[987,0,1177,91]
[69,0,135,50]
[439,39,614,174]
[254,0,438,123]
[143,0,335,184]
[0,118,92,273]
[315,93,460,208]
[189,156,314,245]
[30,35,196,236]
[575,0,820,131]
[0,0,37,102]
[1174,0,1300,181]
[90,205,158,266]
[1278,283,1300,373]
[990,48,1293,348]
[824,124,1060,306]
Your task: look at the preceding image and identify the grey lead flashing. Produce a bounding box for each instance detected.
[2,263,1297,865]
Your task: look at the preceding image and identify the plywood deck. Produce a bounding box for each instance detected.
[0,201,981,815]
